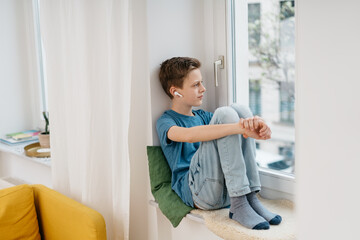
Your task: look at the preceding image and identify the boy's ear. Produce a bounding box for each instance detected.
[169,86,177,98]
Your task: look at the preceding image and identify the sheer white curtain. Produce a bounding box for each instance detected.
[39,1,131,239]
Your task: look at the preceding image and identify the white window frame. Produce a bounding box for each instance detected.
[225,0,295,201]
[32,0,49,129]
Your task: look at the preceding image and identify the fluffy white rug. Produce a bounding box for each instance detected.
[191,197,295,240]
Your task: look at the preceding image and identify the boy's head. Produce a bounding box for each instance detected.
[159,57,201,99]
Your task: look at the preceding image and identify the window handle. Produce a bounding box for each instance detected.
[214,56,224,87]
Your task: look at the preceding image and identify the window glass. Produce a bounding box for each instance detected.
[33,0,48,114]
[248,3,261,48]
[247,0,295,174]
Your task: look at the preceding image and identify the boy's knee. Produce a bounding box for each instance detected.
[230,104,254,118]
[213,106,239,124]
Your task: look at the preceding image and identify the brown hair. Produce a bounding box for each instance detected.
[159,57,201,99]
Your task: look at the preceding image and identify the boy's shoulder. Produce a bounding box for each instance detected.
[157,109,174,119]
[156,110,178,125]
[156,109,213,130]
[159,108,209,116]
[193,108,207,115]
[157,109,213,122]
[193,109,213,123]
[159,108,212,116]
[193,108,213,116]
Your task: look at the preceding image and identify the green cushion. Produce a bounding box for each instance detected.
[147,146,194,227]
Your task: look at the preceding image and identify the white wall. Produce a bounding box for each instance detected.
[0,0,41,137]
[296,1,360,239]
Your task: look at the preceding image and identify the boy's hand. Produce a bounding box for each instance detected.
[239,116,272,140]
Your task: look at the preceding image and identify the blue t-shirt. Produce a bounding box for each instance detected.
[156,109,213,207]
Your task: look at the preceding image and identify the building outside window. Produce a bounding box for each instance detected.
[247,0,295,174]
[249,79,262,116]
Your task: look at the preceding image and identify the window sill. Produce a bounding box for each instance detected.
[0,142,51,167]
[149,169,296,223]
[150,196,295,239]
[149,200,205,224]
[259,167,295,201]
[0,178,15,189]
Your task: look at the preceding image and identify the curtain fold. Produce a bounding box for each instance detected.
[39,1,131,239]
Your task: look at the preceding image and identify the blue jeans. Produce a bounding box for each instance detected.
[188,104,261,210]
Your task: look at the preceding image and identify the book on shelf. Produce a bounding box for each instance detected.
[0,130,40,145]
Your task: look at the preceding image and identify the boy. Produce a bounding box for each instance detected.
[156,57,282,230]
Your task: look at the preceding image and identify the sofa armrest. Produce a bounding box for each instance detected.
[32,184,106,240]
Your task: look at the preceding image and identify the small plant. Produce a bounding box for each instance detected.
[42,111,49,134]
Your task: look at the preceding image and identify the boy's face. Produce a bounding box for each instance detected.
[175,68,206,107]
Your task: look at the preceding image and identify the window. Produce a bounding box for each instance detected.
[246,0,295,175]
[280,81,295,124]
[226,0,296,199]
[248,3,261,49]
[249,79,261,116]
[33,0,48,122]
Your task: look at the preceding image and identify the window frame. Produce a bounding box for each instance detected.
[225,0,295,200]
[32,0,49,128]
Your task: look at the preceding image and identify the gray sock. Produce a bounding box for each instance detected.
[246,192,282,225]
[229,195,269,230]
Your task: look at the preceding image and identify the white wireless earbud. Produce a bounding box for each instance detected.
[174,91,183,97]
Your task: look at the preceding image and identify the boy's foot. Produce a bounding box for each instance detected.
[229,195,270,230]
[246,191,282,225]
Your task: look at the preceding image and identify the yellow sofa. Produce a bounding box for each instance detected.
[0,184,106,240]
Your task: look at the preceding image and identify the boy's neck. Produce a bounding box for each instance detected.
[171,102,194,116]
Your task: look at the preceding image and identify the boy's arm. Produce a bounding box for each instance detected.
[167,118,271,143]
[167,123,245,143]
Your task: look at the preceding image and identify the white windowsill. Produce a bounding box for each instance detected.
[259,167,295,201]
[149,170,295,224]
[149,200,205,224]
[0,141,51,167]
